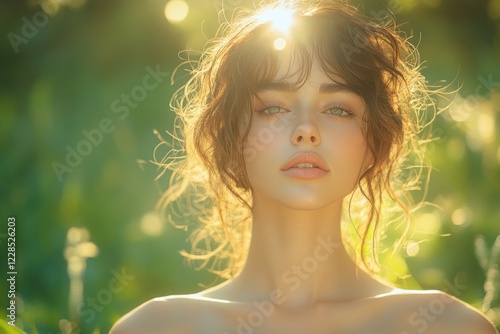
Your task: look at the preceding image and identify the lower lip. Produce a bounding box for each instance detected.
[281,167,328,179]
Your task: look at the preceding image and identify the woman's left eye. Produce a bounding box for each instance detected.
[324,107,352,117]
[262,106,287,115]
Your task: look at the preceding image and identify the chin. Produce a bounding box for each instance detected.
[251,179,357,212]
[274,193,345,211]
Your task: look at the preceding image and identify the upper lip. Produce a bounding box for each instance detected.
[280,152,330,172]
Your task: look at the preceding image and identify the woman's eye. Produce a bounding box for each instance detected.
[324,107,351,117]
[261,106,287,115]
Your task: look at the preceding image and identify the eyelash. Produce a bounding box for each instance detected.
[323,105,354,118]
[255,104,289,118]
[255,104,354,118]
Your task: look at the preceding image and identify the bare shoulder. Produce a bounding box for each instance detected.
[109,295,203,334]
[388,289,498,334]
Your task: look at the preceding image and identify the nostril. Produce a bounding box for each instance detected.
[295,135,319,144]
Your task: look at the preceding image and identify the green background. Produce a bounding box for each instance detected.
[1,0,499,332]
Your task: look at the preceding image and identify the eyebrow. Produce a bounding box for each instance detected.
[256,81,356,94]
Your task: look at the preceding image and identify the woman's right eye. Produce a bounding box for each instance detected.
[260,106,287,115]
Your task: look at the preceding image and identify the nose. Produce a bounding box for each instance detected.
[291,114,321,146]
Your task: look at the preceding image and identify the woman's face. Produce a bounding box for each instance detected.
[242,57,371,210]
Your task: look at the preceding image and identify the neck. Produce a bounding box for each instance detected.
[232,196,388,308]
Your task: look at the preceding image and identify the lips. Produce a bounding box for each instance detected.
[280,152,329,179]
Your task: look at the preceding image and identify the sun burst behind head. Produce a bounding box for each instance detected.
[257,6,295,35]
[256,5,295,51]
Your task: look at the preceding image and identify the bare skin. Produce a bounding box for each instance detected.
[111,61,497,334]
[111,204,496,334]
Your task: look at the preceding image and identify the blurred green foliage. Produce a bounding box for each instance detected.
[1,0,499,332]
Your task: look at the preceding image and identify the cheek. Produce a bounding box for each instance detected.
[243,120,286,164]
[328,124,368,173]
[243,129,268,165]
[328,120,365,147]
[247,127,276,150]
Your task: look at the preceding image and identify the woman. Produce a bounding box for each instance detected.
[111,0,497,332]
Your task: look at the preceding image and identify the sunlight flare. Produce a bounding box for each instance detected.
[258,7,295,34]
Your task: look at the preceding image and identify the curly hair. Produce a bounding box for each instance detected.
[154,0,434,279]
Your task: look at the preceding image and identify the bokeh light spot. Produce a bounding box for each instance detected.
[449,96,472,122]
[406,240,420,257]
[40,0,60,16]
[67,227,88,244]
[451,207,471,226]
[165,0,189,23]
[477,111,494,144]
[273,37,287,50]
[417,212,442,235]
[140,211,163,236]
[76,242,99,258]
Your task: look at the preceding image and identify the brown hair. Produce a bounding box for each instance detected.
[154,0,433,279]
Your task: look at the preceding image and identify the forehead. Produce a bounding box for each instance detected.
[265,46,347,87]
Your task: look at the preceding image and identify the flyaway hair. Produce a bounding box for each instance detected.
[154,0,435,279]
